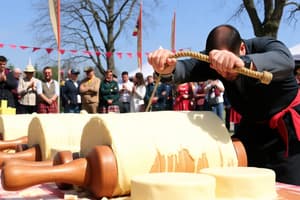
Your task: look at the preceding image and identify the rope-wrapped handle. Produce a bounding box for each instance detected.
[172,51,273,85]
[145,51,273,112]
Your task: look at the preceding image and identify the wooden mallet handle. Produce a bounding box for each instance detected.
[0,136,28,151]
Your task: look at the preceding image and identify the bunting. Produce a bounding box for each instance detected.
[0,42,191,58]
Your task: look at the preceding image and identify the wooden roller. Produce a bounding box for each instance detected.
[1,141,247,198]
[2,111,240,195]
[2,111,246,198]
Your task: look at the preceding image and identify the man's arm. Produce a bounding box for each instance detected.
[245,37,295,81]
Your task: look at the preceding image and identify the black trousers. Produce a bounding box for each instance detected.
[233,105,300,185]
[119,102,130,113]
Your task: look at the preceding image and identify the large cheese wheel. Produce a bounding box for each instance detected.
[0,114,35,140]
[27,113,92,160]
[130,172,216,200]
[80,111,238,196]
[200,167,277,200]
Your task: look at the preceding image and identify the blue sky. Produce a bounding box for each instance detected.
[0,0,300,76]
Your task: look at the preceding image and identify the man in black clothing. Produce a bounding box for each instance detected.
[0,56,18,108]
[148,24,300,185]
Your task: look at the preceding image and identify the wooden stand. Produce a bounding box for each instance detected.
[1,140,247,198]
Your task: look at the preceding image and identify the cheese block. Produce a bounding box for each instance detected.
[27,113,91,160]
[80,111,238,196]
[200,167,277,200]
[0,114,35,140]
[130,172,216,200]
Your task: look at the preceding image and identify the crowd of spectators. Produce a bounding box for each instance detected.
[0,55,232,131]
[3,55,298,133]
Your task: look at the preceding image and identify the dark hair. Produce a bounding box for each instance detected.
[43,66,52,72]
[121,71,128,76]
[135,72,145,86]
[205,24,242,54]
[105,69,113,74]
[0,56,8,62]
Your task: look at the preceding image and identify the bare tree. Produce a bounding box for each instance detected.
[233,0,300,38]
[33,0,159,77]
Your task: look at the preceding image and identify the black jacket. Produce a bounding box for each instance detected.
[171,37,297,121]
[0,69,18,107]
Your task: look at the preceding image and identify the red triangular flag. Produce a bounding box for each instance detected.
[69,49,77,54]
[106,52,112,58]
[126,52,133,58]
[116,52,122,59]
[46,48,53,54]
[20,45,29,50]
[9,44,17,49]
[95,51,101,56]
[58,49,65,54]
[83,50,92,56]
[32,47,41,52]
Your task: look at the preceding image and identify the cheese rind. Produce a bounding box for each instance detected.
[28,113,91,160]
[130,172,216,200]
[200,167,277,200]
[81,111,238,196]
[0,114,35,140]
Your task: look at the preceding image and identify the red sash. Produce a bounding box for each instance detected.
[269,89,300,156]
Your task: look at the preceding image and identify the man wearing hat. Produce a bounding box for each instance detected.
[79,66,101,113]
[61,68,81,113]
[0,55,18,108]
[17,64,39,114]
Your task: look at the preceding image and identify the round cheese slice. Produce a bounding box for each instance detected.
[200,167,277,200]
[130,172,216,200]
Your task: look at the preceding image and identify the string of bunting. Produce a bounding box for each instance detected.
[0,42,191,59]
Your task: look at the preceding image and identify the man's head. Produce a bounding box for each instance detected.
[84,66,95,79]
[121,71,129,82]
[105,69,114,82]
[0,56,7,72]
[13,68,22,79]
[205,24,245,55]
[70,68,80,81]
[147,75,153,84]
[43,66,53,82]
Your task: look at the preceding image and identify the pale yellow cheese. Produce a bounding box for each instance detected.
[27,113,91,160]
[0,114,36,140]
[80,111,238,196]
[130,172,216,200]
[200,167,277,200]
